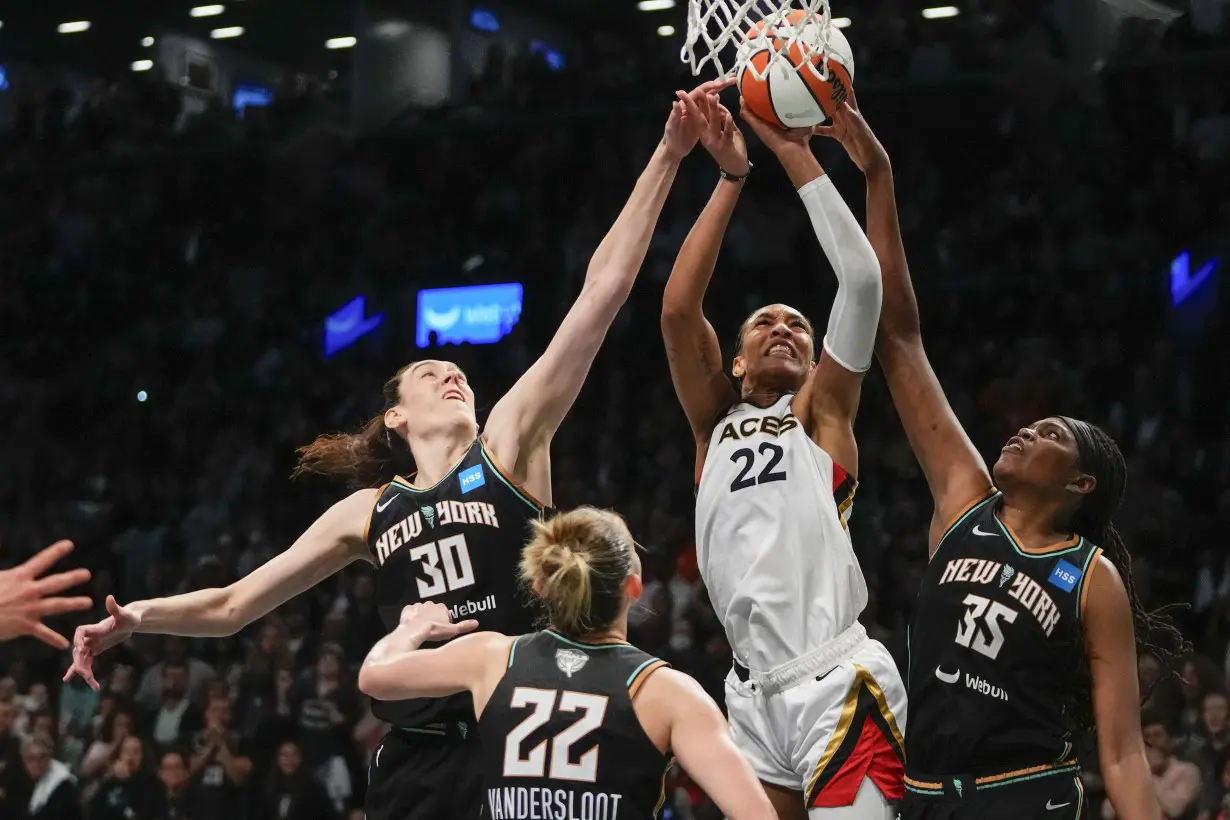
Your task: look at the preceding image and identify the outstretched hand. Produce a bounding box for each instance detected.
[679,87,749,177]
[0,540,92,650]
[64,595,140,690]
[662,77,737,161]
[814,102,889,175]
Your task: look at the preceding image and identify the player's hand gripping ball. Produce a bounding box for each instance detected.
[738,11,855,129]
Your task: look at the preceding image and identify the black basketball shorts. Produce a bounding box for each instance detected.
[366,725,483,820]
[899,766,1087,820]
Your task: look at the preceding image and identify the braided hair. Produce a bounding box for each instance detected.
[1057,417,1189,734]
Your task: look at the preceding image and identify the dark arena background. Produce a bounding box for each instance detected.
[1,0,1228,817]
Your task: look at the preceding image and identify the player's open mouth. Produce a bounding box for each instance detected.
[1002,437,1024,454]
[766,343,796,359]
[443,390,466,402]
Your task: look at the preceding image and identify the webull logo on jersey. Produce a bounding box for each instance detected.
[935,666,1009,702]
[452,595,497,619]
[716,412,800,443]
[373,499,501,565]
[938,557,1062,636]
[486,787,625,820]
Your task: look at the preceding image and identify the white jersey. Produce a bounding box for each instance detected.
[695,393,868,672]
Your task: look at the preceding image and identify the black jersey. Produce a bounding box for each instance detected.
[365,438,546,729]
[479,631,672,820]
[905,491,1103,775]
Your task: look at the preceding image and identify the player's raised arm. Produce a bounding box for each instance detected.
[819,103,993,550]
[660,91,745,457]
[64,489,376,689]
[485,85,722,486]
[739,105,882,475]
[358,603,509,708]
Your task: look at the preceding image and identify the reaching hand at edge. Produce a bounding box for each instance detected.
[0,540,92,650]
[64,594,140,690]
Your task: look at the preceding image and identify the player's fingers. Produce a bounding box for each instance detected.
[814,125,837,139]
[452,619,480,635]
[20,540,75,578]
[676,90,708,126]
[695,76,736,95]
[30,621,70,650]
[35,596,93,616]
[31,568,91,598]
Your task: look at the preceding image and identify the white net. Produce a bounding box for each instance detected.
[681,0,834,82]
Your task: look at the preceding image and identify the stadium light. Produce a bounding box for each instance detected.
[833,17,852,28]
[638,0,676,10]
[190,5,225,17]
[131,60,153,72]
[325,36,357,49]
[921,6,960,19]
[657,25,676,36]
[142,36,155,47]
[57,21,91,34]
[210,26,244,39]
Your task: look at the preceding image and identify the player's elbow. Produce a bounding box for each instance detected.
[841,257,883,318]
[357,662,395,700]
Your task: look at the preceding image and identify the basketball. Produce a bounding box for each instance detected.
[738,12,855,129]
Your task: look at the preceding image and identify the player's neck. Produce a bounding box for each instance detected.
[997,494,1072,549]
[740,383,788,408]
[405,429,474,488]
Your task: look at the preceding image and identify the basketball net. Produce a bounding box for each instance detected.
[681,0,834,82]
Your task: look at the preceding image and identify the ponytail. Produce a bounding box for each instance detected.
[520,507,634,640]
[292,365,415,490]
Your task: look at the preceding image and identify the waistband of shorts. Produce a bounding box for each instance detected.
[734,622,867,694]
[904,759,1081,799]
[391,719,473,743]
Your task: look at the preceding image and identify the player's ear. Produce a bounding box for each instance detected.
[625,573,643,603]
[731,355,746,380]
[1066,473,1096,496]
[384,406,403,430]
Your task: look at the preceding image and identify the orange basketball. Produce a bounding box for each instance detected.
[738,11,855,129]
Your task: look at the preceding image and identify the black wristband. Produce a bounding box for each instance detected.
[720,162,752,183]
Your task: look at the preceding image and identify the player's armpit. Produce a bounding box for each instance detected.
[796,351,864,477]
[654,671,777,820]
[1085,557,1162,820]
[875,336,992,555]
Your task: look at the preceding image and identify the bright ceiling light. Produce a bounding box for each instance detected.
[833,17,852,28]
[921,6,960,19]
[637,0,676,10]
[210,26,244,39]
[657,25,676,36]
[142,36,155,47]
[325,36,357,49]
[132,60,153,72]
[57,21,91,34]
[190,5,225,17]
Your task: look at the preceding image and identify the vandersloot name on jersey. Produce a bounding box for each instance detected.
[487,787,625,820]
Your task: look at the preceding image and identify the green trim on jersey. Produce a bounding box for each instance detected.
[934,492,1001,556]
[544,630,630,650]
[1073,546,1102,620]
[478,446,545,515]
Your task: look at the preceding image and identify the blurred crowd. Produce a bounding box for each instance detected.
[2,1,1229,818]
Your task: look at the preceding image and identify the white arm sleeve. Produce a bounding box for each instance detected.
[798,175,883,373]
